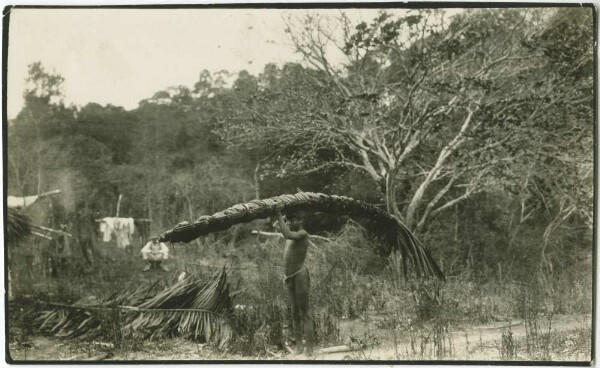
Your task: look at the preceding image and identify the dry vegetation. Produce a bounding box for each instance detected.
[8,222,592,362]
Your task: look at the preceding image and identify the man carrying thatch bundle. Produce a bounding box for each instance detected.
[273,204,314,356]
[141,236,169,272]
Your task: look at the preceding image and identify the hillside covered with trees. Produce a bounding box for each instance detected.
[6,7,593,361]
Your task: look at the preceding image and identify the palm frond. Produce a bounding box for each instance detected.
[6,208,31,244]
[33,268,235,347]
[159,192,444,280]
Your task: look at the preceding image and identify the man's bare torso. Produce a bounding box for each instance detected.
[283,237,309,275]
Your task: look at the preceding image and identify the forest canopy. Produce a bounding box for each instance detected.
[7,7,593,281]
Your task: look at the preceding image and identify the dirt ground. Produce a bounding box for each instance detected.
[8,313,591,362]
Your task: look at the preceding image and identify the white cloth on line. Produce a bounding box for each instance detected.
[99,217,136,245]
[127,217,135,235]
[100,217,116,242]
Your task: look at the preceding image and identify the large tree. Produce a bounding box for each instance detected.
[219,9,581,233]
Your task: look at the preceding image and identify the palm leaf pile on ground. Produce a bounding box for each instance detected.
[33,268,234,348]
[6,208,31,244]
[160,192,444,280]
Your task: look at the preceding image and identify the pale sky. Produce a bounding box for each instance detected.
[6,8,395,118]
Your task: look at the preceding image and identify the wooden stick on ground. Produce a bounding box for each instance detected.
[266,349,281,358]
[284,342,296,355]
[316,344,365,355]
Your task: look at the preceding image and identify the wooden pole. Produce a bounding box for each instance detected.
[251,230,282,237]
[8,267,12,301]
[316,344,365,355]
[31,231,53,240]
[115,194,123,217]
[38,189,61,198]
[30,223,72,237]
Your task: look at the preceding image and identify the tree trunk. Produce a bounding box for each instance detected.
[8,155,24,195]
[384,169,404,223]
[182,189,202,248]
[454,204,459,242]
[36,161,42,195]
[35,120,43,195]
[253,162,261,200]
[146,192,152,222]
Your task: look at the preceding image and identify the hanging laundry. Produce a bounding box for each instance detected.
[99,217,135,248]
[128,218,135,235]
[100,217,117,242]
[115,228,130,248]
[114,218,132,249]
[99,222,107,238]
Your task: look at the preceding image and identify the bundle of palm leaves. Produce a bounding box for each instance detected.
[33,268,234,348]
[34,298,109,341]
[159,192,444,280]
[6,208,31,244]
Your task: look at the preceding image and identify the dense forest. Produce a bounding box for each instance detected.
[7,7,593,284]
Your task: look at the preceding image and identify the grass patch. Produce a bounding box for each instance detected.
[7,223,593,360]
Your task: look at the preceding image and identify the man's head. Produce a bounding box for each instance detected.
[287,212,305,231]
[151,236,159,244]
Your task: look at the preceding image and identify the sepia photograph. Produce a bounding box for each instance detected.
[3,3,595,363]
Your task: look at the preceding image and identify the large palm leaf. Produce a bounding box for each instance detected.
[33,268,234,347]
[124,268,233,348]
[159,192,444,280]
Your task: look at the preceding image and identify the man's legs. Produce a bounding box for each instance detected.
[157,260,168,271]
[146,255,168,272]
[293,269,314,355]
[286,281,302,352]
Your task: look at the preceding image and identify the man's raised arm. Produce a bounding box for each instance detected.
[275,211,307,241]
